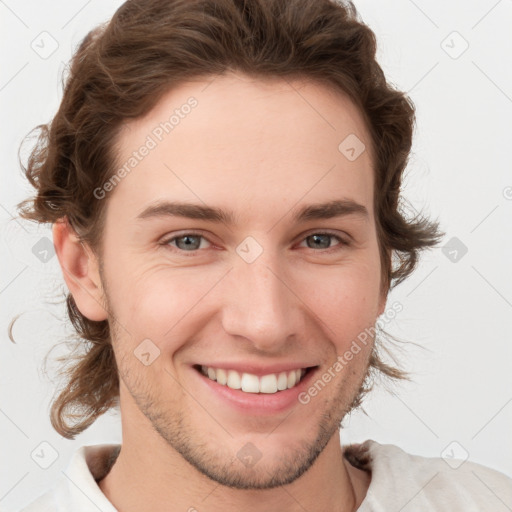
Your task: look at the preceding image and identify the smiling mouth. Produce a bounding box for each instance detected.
[193,364,317,394]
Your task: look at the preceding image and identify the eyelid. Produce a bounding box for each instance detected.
[299,228,350,243]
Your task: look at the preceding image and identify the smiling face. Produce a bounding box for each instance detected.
[90,71,386,489]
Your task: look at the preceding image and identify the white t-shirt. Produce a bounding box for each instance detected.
[18,439,512,511]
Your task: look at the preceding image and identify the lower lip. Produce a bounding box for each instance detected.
[192,366,319,415]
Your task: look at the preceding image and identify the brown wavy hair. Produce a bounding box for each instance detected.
[9,0,445,439]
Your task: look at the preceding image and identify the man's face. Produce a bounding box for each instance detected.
[96,72,386,489]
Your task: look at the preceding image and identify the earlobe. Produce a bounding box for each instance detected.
[52,219,108,322]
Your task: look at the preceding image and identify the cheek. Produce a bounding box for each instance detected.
[118,266,219,341]
[295,258,382,345]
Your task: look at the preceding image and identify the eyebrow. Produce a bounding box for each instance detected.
[135,198,369,224]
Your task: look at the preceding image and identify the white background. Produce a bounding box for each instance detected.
[1,0,511,510]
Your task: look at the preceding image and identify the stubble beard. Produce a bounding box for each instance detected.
[115,333,373,490]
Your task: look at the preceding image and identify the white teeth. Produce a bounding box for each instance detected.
[199,366,308,394]
[277,372,288,391]
[216,368,228,385]
[241,373,260,393]
[260,374,278,393]
[227,370,241,389]
[288,370,296,388]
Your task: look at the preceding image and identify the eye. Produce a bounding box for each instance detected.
[162,232,212,252]
[298,232,348,252]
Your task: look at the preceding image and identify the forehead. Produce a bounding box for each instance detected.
[108,72,375,223]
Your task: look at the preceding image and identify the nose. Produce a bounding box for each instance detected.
[219,247,305,354]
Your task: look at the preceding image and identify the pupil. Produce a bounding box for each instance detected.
[310,234,329,249]
[178,235,199,250]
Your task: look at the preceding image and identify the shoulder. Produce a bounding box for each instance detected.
[343,439,512,511]
[18,492,56,512]
[17,444,120,512]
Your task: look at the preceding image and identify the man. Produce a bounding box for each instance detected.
[15,0,511,510]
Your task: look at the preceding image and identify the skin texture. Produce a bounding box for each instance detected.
[52,72,385,511]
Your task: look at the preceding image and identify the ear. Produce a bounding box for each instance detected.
[52,218,108,322]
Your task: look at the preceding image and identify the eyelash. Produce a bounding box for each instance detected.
[160,230,350,255]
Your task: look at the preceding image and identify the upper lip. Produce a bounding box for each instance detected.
[194,362,318,377]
